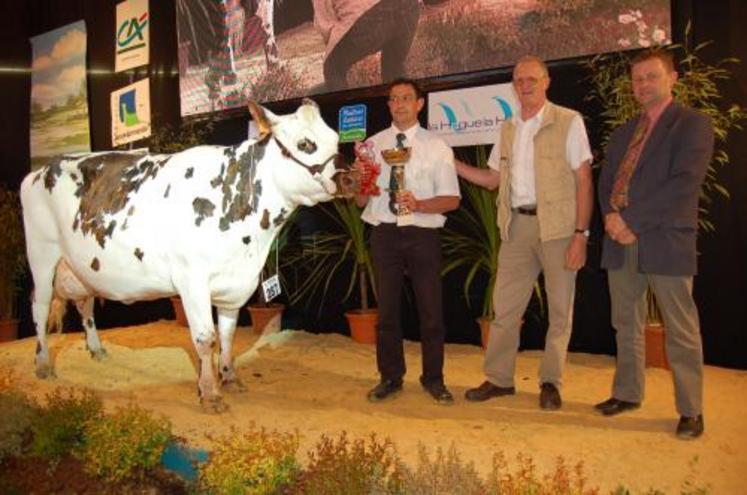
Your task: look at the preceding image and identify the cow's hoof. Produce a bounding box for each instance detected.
[201,396,229,414]
[89,347,109,361]
[35,364,56,379]
[222,379,247,393]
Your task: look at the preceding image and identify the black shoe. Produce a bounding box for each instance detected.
[594,397,641,416]
[676,414,704,439]
[539,382,562,410]
[367,379,403,402]
[464,380,516,402]
[421,380,454,405]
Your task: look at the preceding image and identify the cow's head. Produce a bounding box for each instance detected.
[248,99,357,206]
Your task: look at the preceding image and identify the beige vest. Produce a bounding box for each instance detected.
[497,102,579,242]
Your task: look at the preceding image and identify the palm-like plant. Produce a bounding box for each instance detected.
[441,146,499,319]
[283,198,376,313]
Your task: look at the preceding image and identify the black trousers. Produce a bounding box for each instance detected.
[371,223,446,384]
[324,0,421,92]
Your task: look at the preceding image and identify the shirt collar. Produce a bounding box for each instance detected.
[389,123,420,142]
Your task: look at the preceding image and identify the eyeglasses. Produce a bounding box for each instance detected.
[388,94,418,104]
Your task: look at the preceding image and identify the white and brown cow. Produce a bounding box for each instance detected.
[21,99,348,412]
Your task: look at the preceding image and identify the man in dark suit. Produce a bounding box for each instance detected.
[596,49,714,439]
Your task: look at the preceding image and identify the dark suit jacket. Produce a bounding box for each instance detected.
[598,102,714,276]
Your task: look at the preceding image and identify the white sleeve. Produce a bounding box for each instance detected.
[566,114,593,170]
[486,126,503,172]
[434,142,461,197]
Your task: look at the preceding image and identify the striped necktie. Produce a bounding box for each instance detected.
[610,113,650,211]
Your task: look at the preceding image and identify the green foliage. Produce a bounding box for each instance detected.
[81,403,173,483]
[442,146,499,319]
[0,391,40,461]
[145,116,215,154]
[284,199,376,313]
[585,26,747,233]
[299,432,402,495]
[397,444,485,494]
[30,388,103,462]
[198,424,300,495]
[0,185,26,320]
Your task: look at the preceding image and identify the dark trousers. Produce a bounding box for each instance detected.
[371,224,446,384]
[324,0,421,92]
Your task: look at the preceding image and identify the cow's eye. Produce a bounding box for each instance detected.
[297,138,317,154]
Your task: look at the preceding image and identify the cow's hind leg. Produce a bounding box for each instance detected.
[28,259,57,379]
[216,307,246,393]
[75,297,107,361]
[180,288,227,413]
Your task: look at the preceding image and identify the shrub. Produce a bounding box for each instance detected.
[298,432,402,495]
[485,452,598,495]
[0,391,40,461]
[81,403,173,483]
[397,444,485,495]
[199,424,300,495]
[29,387,103,462]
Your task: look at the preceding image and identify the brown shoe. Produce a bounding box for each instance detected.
[539,382,561,410]
[464,380,515,402]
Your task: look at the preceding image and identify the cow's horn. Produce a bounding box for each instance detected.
[248,100,272,142]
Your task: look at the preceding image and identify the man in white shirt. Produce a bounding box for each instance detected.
[356,78,460,404]
[456,56,594,410]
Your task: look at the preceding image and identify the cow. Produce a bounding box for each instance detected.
[21,99,351,412]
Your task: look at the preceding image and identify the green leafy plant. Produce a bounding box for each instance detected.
[0,185,26,321]
[0,391,40,461]
[198,424,300,495]
[81,403,173,483]
[442,146,499,320]
[30,387,103,462]
[284,199,377,314]
[586,27,747,323]
[299,431,402,495]
[397,444,485,494]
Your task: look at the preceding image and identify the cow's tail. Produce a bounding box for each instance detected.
[47,295,67,334]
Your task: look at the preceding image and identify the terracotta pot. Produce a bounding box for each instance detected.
[247,303,284,335]
[346,309,378,345]
[645,323,669,369]
[478,317,492,350]
[0,319,19,342]
[170,297,188,327]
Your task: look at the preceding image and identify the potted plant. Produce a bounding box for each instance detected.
[283,198,378,344]
[585,26,747,367]
[441,146,499,348]
[0,185,26,341]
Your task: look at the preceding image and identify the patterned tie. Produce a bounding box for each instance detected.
[610,114,650,211]
[389,133,406,214]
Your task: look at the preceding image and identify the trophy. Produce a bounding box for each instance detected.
[380,143,414,226]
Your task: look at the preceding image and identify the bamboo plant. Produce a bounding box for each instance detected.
[0,185,26,321]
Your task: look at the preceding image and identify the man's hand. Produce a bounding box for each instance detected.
[565,235,587,271]
[396,190,418,212]
[615,227,637,245]
[605,212,637,244]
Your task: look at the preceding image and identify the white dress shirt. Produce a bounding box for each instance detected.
[487,105,592,207]
[362,124,460,228]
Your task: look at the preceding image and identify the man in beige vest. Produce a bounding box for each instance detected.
[456,56,593,409]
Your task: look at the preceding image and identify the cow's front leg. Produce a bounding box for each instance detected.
[75,297,107,361]
[182,292,227,413]
[216,307,245,393]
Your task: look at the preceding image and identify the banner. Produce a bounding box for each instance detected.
[30,20,91,171]
[115,0,149,72]
[111,78,151,147]
[427,84,518,147]
[338,104,367,143]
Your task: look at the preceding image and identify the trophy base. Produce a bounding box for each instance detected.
[396,214,415,227]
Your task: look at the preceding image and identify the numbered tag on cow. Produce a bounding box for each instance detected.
[262,274,282,302]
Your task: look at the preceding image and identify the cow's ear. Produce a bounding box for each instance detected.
[248,100,272,142]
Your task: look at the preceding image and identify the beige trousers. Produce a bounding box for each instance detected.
[608,243,703,417]
[483,214,577,388]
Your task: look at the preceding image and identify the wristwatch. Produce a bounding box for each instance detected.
[574,228,590,238]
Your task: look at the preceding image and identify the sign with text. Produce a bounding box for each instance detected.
[338,104,367,143]
[427,84,517,147]
[115,0,149,72]
[111,77,151,146]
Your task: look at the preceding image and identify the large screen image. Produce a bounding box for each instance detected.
[177,0,671,117]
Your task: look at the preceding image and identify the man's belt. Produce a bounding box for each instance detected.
[512,205,537,216]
